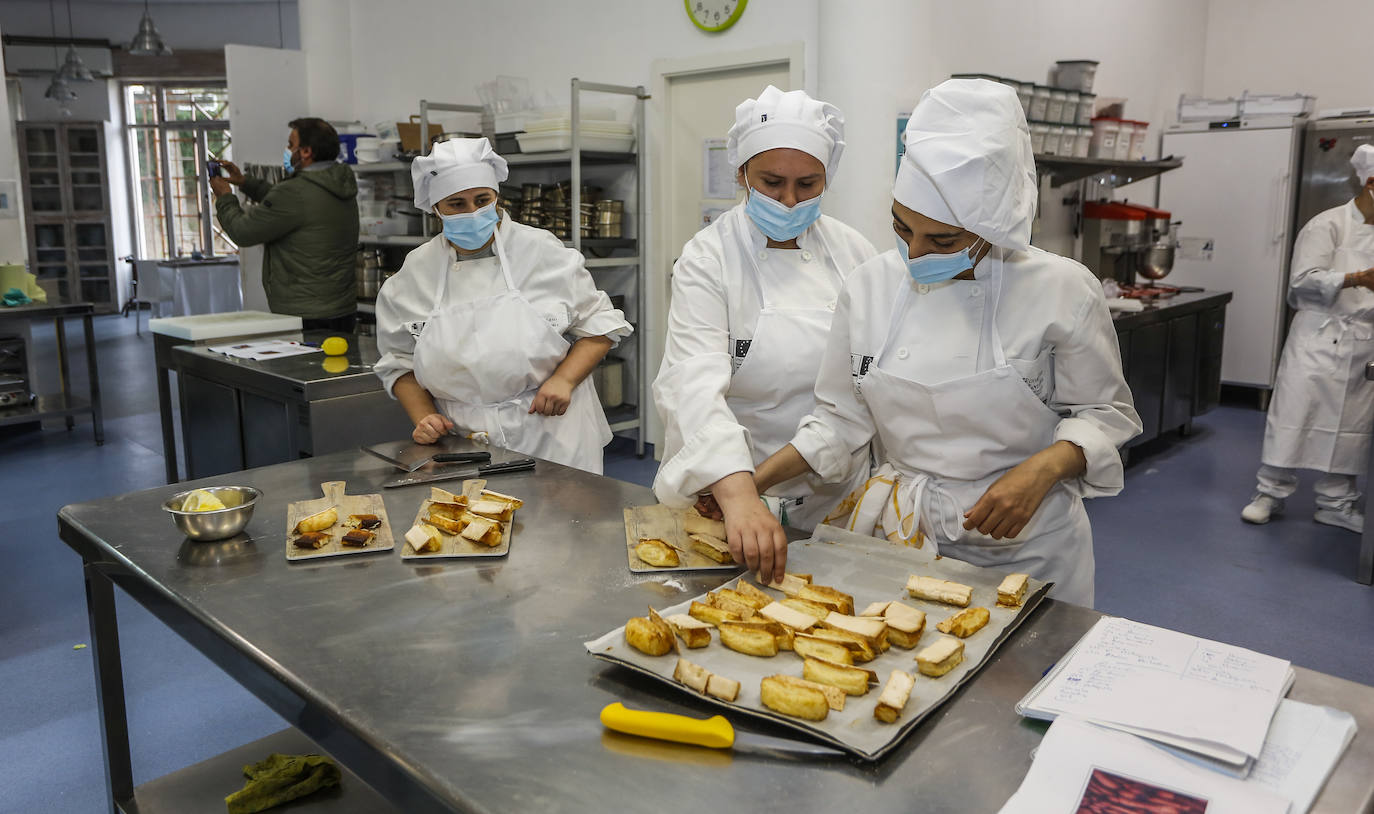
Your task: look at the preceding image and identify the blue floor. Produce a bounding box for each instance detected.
[2,313,1371,812]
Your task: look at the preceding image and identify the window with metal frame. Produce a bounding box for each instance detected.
[123,82,235,259]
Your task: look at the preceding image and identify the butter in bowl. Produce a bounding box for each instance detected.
[162,486,261,541]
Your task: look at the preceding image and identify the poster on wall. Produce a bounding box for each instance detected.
[896,113,910,176]
[703,137,737,199]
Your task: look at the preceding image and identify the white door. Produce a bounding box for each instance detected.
[1159,125,1298,388]
[648,46,801,453]
[226,44,306,312]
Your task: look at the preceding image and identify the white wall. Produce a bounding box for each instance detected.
[0,1,299,50]
[1203,0,1374,113]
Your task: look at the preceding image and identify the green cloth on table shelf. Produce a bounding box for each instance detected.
[2,287,32,306]
[224,752,341,814]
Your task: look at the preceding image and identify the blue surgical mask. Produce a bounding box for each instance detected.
[282,147,295,175]
[896,235,986,285]
[745,187,823,241]
[440,201,500,250]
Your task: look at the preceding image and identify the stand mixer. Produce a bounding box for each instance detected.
[1082,201,1182,289]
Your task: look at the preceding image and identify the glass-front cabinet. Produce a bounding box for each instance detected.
[18,123,117,311]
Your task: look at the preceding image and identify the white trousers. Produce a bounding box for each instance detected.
[1255,464,1361,511]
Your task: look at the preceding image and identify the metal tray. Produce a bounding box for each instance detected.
[586,525,1050,761]
[623,504,738,573]
[400,480,514,560]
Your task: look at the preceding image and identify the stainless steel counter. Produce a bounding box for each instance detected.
[59,447,1374,813]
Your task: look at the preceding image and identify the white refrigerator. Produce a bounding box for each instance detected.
[1158,117,1303,389]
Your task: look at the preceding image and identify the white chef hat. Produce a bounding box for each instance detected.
[411,138,509,210]
[726,85,845,181]
[893,78,1037,251]
[1352,144,1374,184]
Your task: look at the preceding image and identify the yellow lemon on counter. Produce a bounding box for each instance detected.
[321,356,349,374]
[182,489,227,512]
[321,336,348,356]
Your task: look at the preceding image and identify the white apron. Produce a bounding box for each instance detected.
[411,227,611,474]
[724,210,870,529]
[1263,237,1374,474]
[836,250,1095,606]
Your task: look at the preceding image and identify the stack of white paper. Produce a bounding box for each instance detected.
[207,339,322,361]
[999,717,1292,814]
[1017,617,1293,767]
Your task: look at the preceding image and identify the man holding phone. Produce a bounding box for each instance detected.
[210,117,360,331]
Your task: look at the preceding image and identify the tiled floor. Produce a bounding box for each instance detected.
[3,312,1371,812]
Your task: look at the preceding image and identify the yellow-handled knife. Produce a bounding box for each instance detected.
[599,703,843,758]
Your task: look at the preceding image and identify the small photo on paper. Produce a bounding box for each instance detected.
[1075,768,1209,814]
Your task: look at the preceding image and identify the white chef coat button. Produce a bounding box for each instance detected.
[896,347,909,360]
[970,284,982,297]
[827,299,837,310]
[757,250,768,261]
[801,250,813,261]
[918,284,930,294]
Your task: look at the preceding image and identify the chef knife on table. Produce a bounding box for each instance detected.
[362,439,490,472]
[382,456,536,488]
[599,703,843,758]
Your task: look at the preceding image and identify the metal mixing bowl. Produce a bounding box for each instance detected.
[162,486,261,541]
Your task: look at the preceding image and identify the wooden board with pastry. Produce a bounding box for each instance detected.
[585,524,1050,760]
[285,481,395,561]
[400,480,520,560]
[623,505,738,573]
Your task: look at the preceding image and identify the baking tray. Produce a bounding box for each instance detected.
[624,504,738,573]
[586,524,1050,761]
[285,481,395,561]
[400,480,515,560]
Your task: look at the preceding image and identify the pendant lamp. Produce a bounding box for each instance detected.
[127,0,172,57]
[56,0,94,81]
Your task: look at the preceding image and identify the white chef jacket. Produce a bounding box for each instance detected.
[793,246,1141,498]
[1260,200,1374,473]
[374,222,632,396]
[652,207,878,509]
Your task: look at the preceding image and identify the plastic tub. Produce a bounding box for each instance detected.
[1029,86,1051,122]
[1016,81,1034,116]
[1177,95,1240,122]
[1060,91,1080,124]
[1074,126,1092,158]
[1054,60,1099,93]
[1076,93,1097,126]
[1046,90,1067,125]
[1126,121,1149,160]
[1058,125,1078,156]
[1042,125,1063,156]
[1030,122,1050,154]
[1089,117,1120,159]
[1112,121,1133,160]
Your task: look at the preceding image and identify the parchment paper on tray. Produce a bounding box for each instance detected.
[285,481,395,561]
[624,504,737,573]
[401,480,514,559]
[586,524,1050,761]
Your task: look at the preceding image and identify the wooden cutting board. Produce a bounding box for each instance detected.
[401,479,514,560]
[624,504,738,573]
[285,481,395,561]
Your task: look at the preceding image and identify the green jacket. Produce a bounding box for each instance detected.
[215,163,360,319]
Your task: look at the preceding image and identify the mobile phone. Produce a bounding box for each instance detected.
[206,160,221,178]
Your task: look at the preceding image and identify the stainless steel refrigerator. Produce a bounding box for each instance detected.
[1291,112,1374,258]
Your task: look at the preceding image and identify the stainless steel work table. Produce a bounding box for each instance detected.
[0,301,103,443]
[59,449,1374,813]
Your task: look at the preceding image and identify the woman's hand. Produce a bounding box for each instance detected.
[530,374,573,416]
[412,413,454,444]
[962,441,1086,540]
[711,472,788,583]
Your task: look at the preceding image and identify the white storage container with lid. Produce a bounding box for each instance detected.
[1030,122,1050,154]
[1042,125,1064,156]
[1075,93,1097,126]
[1029,86,1051,121]
[1016,81,1034,116]
[1074,126,1092,158]
[1046,90,1067,125]
[1239,92,1315,117]
[1112,121,1133,160]
[1058,125,1078,157]
[1177,95,1240,122]
[1054,60,1099,93]
[1089,117,1120,158]
[1126,120,1149,161]
[1060,91,1081,124]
